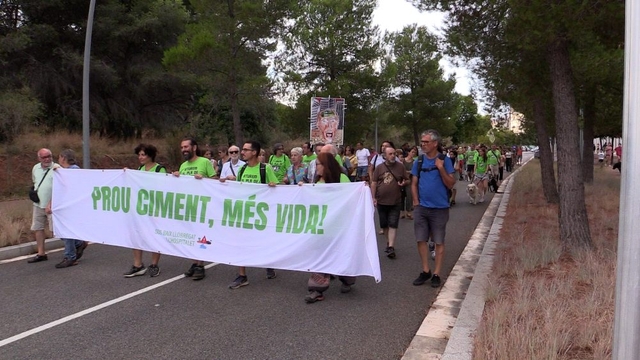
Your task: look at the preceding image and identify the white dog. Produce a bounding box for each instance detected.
[467,183,479,205]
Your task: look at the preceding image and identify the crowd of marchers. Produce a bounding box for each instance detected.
[26,133,521,303]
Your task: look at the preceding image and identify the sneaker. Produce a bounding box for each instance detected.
[148,264,160,278]
[378,229,384,235]
[184,263,197,277]
[124,265,147,278]
[412,271,432,286]
[266,268,277,279]
[27,254,48,263]
[340,283,352,293]
[55,258,78,268]
[387,246,396,259]
[192,265,205,281]
[228,275,249,289]
[479,195,485,203]
[431,274,442,288]
[305,290,325,303]
[75,242,88,260]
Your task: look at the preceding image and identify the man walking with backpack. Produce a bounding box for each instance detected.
[223,141,279,289]
[411,130,455,288]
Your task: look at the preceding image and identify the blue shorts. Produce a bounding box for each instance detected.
[357,166,368,177]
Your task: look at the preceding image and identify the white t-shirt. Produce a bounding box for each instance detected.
[598,151,605,160]
[370,153,385,168]
[356,148,370,167]
[220,159,246,179]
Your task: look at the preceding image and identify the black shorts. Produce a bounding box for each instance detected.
[377,204,401,229]
[466,164,475,172]
[413,206,449,244]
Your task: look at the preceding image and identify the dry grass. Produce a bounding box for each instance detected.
[474,161,617,360]
[0,200,39,247]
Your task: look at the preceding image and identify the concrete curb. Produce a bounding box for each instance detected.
[0,238,64,261]
[402,159,531,360]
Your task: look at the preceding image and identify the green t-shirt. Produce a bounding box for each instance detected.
[457,153,465,161]
[268,154,291,183]
[487,149,501,165]
[238,163,279,184]
[302,154,317,164]
[179,157,216,177]
[475,154,488,174]
[466,150,477,165]
[139,163,167,173]
[335,154,344,167]
[318,173,351,183]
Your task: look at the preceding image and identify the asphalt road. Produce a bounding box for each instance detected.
[0,168,513,360]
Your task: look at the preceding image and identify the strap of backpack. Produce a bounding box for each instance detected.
[155,165,165,173]
[35,168,51,190]
[260,163,267,184]
[237,164,248,182]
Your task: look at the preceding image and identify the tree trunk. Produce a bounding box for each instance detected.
[582,89,596,183]
[547,38,592,249]
[229,77,243,146]
[532,95,559,203]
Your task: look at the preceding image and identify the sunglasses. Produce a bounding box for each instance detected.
[229,151,239,154]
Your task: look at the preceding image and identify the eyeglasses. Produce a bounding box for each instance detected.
[420,140,435,144]
[39,155,52,159]
[229,151,239,154]
[241,148,254,152]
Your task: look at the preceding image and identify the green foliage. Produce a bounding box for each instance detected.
[276,0,385,144]
[0,87,42,142]
[383,25,457,145]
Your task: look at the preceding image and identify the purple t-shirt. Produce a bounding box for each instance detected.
[411,154,455,208]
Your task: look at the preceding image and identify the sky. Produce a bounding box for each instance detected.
[371,0,475,97]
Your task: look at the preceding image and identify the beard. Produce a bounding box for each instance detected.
[387,157,396,164]
[182,150,194,160]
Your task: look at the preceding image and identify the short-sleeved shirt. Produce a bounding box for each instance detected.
[302,154,317,164]
[356,148,370,166]
[220,159,245,179]
[475,154,488,174]
[318,173,351,184]
[179,157,216,177]
[465,150,477,165]
[238,163,278,184]
[285,163,309,184]
[32,162,58,209]
[140,163,167,173]
[372,161,408,205]
[487,149,501,165]
[411,155,454,209]
[370,154,385,169]
[268,155,291,183]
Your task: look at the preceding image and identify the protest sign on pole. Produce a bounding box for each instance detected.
[310,97,346,145]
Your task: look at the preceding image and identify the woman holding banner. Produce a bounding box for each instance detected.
[304,153,354,303]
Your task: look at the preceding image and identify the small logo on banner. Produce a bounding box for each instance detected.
[197,235,212,249]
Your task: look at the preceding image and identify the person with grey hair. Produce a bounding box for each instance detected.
[54,149,88,268]
[410,130,455,288]
[284,147,309,184]
[27,148,58,263]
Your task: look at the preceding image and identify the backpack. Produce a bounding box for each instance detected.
[139,164,166,173]
[237,163,267,184]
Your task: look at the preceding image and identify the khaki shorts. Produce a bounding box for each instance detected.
[31,206,52,232]
[489,164,499,175]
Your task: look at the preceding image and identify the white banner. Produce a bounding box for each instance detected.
[52,169,381,281]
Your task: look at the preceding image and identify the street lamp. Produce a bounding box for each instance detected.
[82,0,97,169]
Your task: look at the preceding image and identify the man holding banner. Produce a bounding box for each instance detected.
[223,140,279,289]
[173,137,216,281]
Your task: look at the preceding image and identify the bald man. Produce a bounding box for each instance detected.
[28,148,59,263]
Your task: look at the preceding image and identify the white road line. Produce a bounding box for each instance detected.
[0,262,219,348]
[0,248,64,264]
